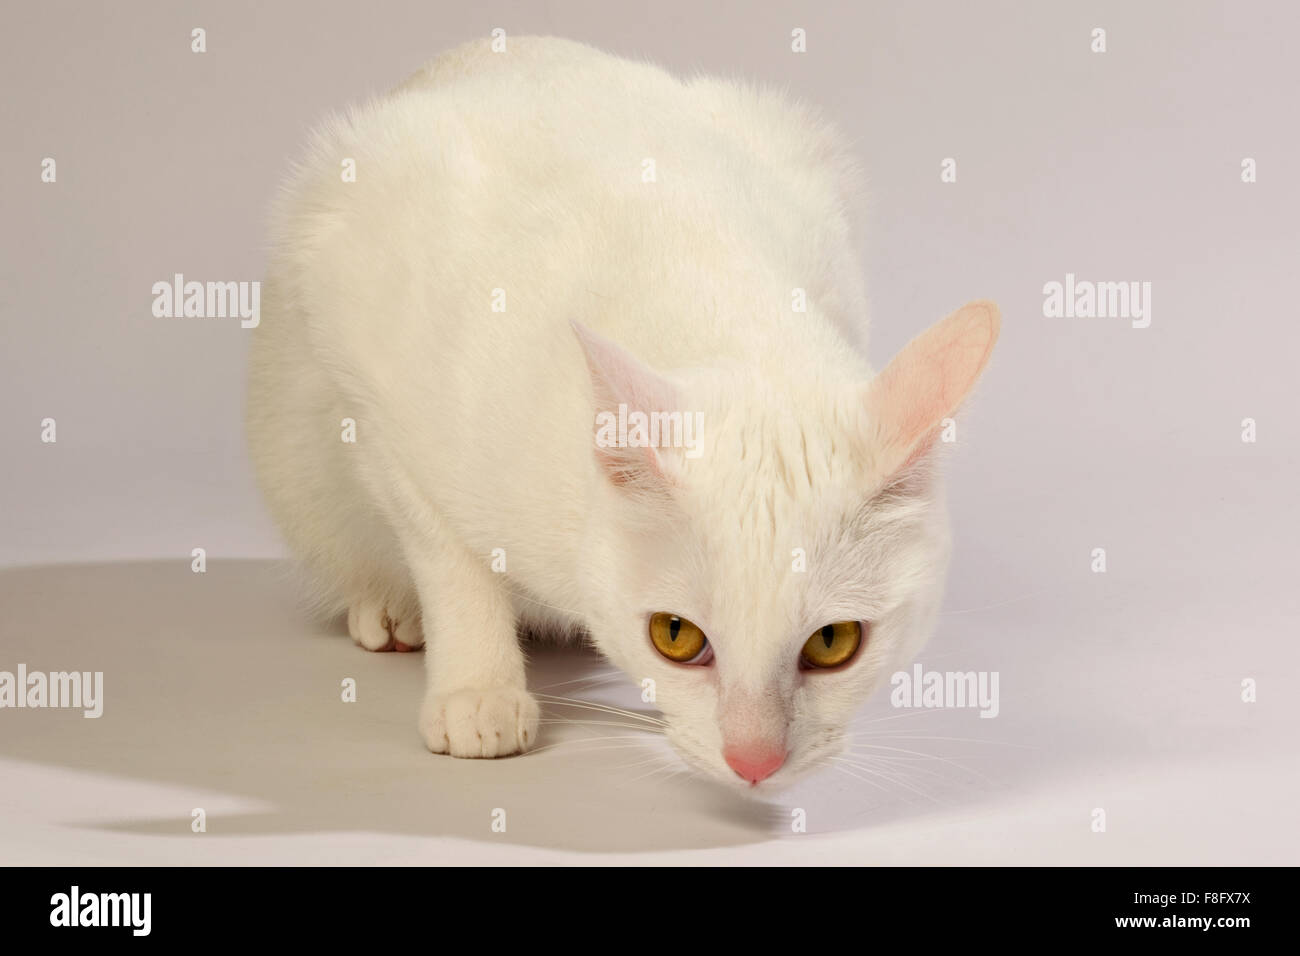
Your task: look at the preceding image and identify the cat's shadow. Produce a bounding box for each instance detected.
[0,560,1027,855]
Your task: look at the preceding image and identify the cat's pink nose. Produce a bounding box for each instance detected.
[724,745,786,785]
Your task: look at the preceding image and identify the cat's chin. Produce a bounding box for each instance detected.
[701,763,802,797]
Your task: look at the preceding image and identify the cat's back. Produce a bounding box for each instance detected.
[388,35,858,224]
[285,36,700,227]
[269,36,866,376]
[392,34,668,103]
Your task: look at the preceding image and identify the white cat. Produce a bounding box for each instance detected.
[246,36,999,789]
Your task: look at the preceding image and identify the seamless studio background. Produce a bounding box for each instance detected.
[1,1,1296,864]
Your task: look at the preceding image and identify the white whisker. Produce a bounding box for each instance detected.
[830,756,942,803]
[829,759,902,797]
[533,671,624,692]
[622,759,685,785]
[536,694,667,726]
[539,717,664,734]
[523,734,660,758]
[835,753,951,783]
[851,708,951,725]
[851,732,1033,749]
[846,742,990,783]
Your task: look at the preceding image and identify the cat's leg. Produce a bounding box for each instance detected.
[401,523,539,758]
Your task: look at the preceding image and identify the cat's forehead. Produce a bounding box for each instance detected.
[661,425,935,632]
[677,391,868,539]
[688,385,862,481]
[626,379,936,628]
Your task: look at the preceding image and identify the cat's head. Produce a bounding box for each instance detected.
[572,301,999,790]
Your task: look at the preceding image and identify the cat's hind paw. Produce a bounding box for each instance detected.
[347,601,423,652]
[419,686,540,758]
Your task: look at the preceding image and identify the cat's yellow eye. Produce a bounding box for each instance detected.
[800,621,863,669]
[649,613,709,663]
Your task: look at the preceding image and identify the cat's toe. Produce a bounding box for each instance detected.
[419,686,540,758]
[347,602,424,652]
[391,613,423,651]
[347,601,395,651]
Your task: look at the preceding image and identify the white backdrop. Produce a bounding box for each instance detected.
[1,0,1296,865]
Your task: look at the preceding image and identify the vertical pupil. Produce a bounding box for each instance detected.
[822,625,835,649]
[669,617,682,642]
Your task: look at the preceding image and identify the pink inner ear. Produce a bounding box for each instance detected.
[570,320,679,486]
[570,321,677,414]
[866,300,1000,475]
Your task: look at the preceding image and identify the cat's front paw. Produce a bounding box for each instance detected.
[419,686,540,758]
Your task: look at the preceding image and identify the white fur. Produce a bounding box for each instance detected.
[246,37,997,788]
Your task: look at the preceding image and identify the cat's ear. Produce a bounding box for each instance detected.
[571,320,679,488]
[862,300,1000,481]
